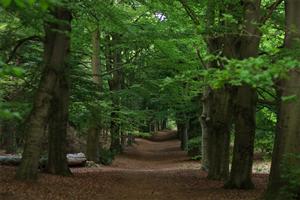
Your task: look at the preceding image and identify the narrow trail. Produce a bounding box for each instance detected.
[86,130,200,172]
[0,130,267,200]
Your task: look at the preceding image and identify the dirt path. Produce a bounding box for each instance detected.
[0,131,267,200]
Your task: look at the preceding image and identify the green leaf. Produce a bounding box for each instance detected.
[11,67,25,77]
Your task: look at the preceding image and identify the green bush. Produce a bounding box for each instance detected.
[132,131,151,139]
[255,108,276,159]
[187,136,201,159]
[99,149,115,165]
[255,132,274,158]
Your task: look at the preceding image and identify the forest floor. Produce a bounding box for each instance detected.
[0,130,268,200]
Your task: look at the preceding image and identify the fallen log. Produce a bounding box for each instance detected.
[0,155,21,166]
[0,153,87,167]
[66,153,87,166]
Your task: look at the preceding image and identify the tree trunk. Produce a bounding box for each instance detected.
[162,119,167,130]
[225,0,261,189]
[110,111,121,153]
[200,87,210,171]
[181,121,189,151]
[47,70,72,176]
[200,71,232,180]
[200,0,233,179]
[107,34,123,154]
[16,8,72,181]
[267,1,300,198]
[87,27,102,162]
[206,88,232,180]
[176,121,184,140]
[87,128,100,162]
[225,86,257,189]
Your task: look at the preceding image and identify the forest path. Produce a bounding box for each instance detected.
[0,130,267,200]
[97,130,200,172]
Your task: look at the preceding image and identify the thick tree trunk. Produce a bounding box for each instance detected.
[87,28,102,162]
[206,88,231,180]
[47,71,72,176]
[225,0,261,189]
[200,1,232,179]
[267,1,300,198]
[16,8,72,181]
[200,68,232,180]
[225,86,257,189]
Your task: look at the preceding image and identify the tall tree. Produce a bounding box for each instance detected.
[106,33,123,153]
[225,0,262,189]
[86,27,102,162]
[16,7,72,180]
[47,7,72,175]
[267,0,300,198]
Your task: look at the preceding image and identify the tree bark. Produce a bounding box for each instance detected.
[267,1,300,198]
[225,0,261,189]
[47,70,72,176]
[181,121,189,151]
[199,0,233,180]
[162,119,167,130]
[87,27,102,162]
[107,34,123,153]
[206,88,232,180]
[200,87,210,171]
[16,7,72,180]
[225,86,257,189]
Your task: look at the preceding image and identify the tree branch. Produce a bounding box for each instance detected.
[260,0,284,24]
[178,0,200,26]
[195,47,208,69]
[6,36,43,64]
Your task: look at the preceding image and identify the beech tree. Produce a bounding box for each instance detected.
[16,6,72,180]
[267,0,300,199]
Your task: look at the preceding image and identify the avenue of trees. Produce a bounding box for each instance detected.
[0,0,300,199]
